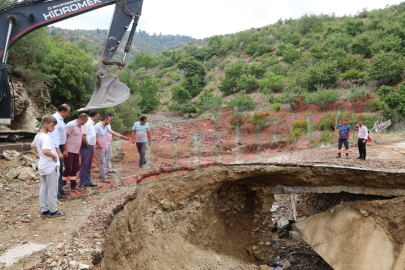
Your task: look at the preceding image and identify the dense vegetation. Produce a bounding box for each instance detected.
[46,26,195,62]
[4,0,405,133]
[114,2,405,129]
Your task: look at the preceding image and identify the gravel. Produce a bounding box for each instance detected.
[0,242,47,267]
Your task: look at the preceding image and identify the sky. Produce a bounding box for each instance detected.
[54,0,405,39]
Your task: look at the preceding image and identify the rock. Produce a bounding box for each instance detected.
[289,231,304,243]
[69,260,77,267]
[78,263,90,269]
[282,260,291,269]
[258,265,272,270]
[5,167,20,179]
[21,219,30,223]
[277,217,289,230]
[3,150,20,160]
[360,210,369,217]
[18,167,36,181]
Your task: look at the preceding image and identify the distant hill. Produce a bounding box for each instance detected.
[45,26,195,63]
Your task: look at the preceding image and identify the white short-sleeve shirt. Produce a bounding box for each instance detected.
[31,133,60,175]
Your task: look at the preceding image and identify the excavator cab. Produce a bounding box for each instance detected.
[0,0,143,119]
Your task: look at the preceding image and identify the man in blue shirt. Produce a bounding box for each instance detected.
[132,116,151,170]
[335,119,351,159]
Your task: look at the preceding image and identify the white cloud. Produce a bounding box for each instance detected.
[54,0,404,39]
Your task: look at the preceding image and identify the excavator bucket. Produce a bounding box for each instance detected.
[78,75,130,111]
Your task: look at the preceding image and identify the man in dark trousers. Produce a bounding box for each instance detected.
[357,121,368,160]
[79,110,99,188]
[48,104,71,199]
[63,113,88,190]
[132,116,151,170]
[335,119,351,159]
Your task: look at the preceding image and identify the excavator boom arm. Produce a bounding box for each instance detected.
[0,0,143,122]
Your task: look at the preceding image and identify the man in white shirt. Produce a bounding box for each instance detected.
[79,110,99,188]
[31,115,65,218]
[104,112,130,174]
[48,104,71,199]
[357,121,369,160]
[95,114,112,182]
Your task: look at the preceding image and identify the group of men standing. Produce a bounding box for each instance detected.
[32,103,152,218]
[49,105,130,198]
[335,118,369,160]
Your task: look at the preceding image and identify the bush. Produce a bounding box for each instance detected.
[259,72,284,92]
[367,51,405,83]
[197,88,223,117]
[347,85,370,102]
[237,74,259,93]
[341,69,366,83]
[171,85,191,103]
[271,103,281,111]
[287,120,311,143]
[178,58,206,97]
[227,91,256,112]
[171,73,181,81]
[276,43,301,64]
[127,53,159,70]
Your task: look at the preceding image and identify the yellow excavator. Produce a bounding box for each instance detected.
[0,0,143,125]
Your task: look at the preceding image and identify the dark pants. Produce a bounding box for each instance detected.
[338,139,349,155]
[63,152,80,188]
[58,145,64,197]
[136,142,147,168]
[358,138,367,159]
[79,144,95,186]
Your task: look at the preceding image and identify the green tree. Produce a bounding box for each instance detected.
[171,85,191,103]
[276,43,301,64]
[42,42,95,112]
[219,61,247,95]
[341,69,366,83]
[370,34,402,55]
[303,61,339,91]
[305,88,339,111]
[377,83,405,118]
[345,19,365,36]
[259,72,284,92]
[127,52,159,70]
[237,74,259,93]
[178,58,206,97]
[136,78,160,112]
[227,91,256,112]
[197,88,223,117]
[367,51,405,83]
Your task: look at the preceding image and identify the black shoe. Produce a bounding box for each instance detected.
[357,156,361,159]
[48,210,65,218]
[360,157,365,160]
[57,195,68,200]
[85,182,98,187]
[41,211,50,218]
[336,155,341,158]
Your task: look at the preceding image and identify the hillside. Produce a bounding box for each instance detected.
[108,1,405,135]
[45,26,195,62]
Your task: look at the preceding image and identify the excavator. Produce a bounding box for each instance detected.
[0,0,143,125]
